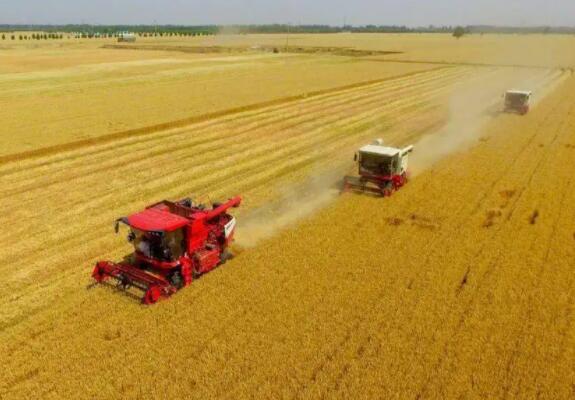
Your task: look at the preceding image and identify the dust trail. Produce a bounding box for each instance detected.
[234,68,567,248]
[234,166,348,249]
[410,68,565,175]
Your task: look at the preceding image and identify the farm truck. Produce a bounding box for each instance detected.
[92,196,241,304]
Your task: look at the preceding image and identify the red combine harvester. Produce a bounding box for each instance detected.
[92,196,241,304]
[343,139,414,196]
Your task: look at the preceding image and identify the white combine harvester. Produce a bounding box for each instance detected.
[118,32,137,43]
[504,90,532,115]
[343,139,414,197]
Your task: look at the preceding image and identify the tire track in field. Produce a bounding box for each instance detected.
[0,68,466,200]
[0,67,470,197]
[0,78,455,321]
[0,68,466,241]
[1,68,482,206]
[413,86,575,399]
[292,74,570,399]
[500,108,575,399]
[506,176,574,398]
[0,66,569,399]
[404,101,567,397]
[5,110,440,312]
[0,90,446,225]
[2,110,444,327]
[0,68,524,332]
[0,66,471,181]
[0,68,512,334]
[0,94,444,279]
[0,66,450,165]
[0,111,440,360]
[227,71,563,398]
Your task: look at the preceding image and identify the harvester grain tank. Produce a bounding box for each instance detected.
[92,196,241,304]
[343,139,414,196]
[504,90,532,115]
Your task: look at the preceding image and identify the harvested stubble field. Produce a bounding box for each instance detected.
[0,34,574,399]
[0,40,434,157]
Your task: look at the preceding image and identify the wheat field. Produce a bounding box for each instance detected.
[0,34,574,399]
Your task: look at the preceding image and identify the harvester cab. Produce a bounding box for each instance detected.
[92,196,241,304]
[343,139,414,196]
[504,90,532,115]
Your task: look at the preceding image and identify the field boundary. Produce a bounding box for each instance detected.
[103,44,404,57]
[364,58,569,70]
[105,43,572,69]
[0,66,447,165]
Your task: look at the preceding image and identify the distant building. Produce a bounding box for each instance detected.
[118,32,136,43]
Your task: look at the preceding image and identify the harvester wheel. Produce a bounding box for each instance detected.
[143,286,162,305]
[220,249,233,265]
[382,182,394,197]
[170,271,184,289]
[92,264,106,282]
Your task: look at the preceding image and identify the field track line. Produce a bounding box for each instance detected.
[0,97,446,328]
[0,96,445,256]
[104,43,570,70]
[0,66,469,180]
[0,66,448,165]
[2,68,468,203]
[295,76,571,398]
[363,58,568,70]
[413,89,575,399]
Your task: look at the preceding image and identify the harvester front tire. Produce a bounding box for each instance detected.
[170,271,184,289]
[143,286,162,305]
[220,249,233,265]
[383,182,394,197]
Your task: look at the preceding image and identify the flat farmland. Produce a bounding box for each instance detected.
[0,40,434,157]
[0,34,574,399]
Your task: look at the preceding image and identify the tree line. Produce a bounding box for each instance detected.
[0,24,572,38]
[0,31,214,40]
[0,33,64,40]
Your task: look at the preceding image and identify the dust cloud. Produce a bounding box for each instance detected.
[234,67,567,248]
[234,166,348,249]
[410,68,566,175]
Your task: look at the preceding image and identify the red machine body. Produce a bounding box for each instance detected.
[92,196,241,304]
[345,171,408,197]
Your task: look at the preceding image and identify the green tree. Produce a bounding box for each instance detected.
[1,34,5,40]
[453,26,466,39]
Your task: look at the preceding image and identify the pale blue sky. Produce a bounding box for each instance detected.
[0,0,573,27]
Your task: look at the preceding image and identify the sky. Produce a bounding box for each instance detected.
[0,0,573,27]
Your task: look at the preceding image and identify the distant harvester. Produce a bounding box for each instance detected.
[504,90,532,115]
[118,32,136,43]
